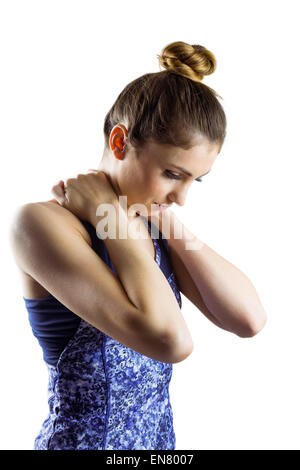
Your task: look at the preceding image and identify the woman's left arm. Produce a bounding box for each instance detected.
[155,209,267,337]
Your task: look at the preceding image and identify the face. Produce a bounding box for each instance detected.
[99,125,220,219]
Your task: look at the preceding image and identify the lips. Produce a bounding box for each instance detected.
[154,202,170,207]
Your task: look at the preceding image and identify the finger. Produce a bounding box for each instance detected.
[51,184,66,206]
[87,169,100,177]
[53,179,65,187]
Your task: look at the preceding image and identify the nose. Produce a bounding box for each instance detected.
[169,185,189,207]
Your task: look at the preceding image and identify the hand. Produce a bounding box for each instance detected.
[51,169,119,225]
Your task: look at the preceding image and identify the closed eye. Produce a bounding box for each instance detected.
[164,170,202,182]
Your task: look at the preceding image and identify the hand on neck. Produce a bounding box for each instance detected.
[97,161,140,221]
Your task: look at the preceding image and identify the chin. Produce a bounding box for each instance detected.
[126,200,158,218]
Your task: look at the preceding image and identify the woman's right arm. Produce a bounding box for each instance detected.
[9,202,193,364]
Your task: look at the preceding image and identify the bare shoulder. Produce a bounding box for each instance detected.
[39,199,92,245]
[12,199,92,246]
[10,199,92,299]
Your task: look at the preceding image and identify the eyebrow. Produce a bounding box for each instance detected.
[169,164,211,180]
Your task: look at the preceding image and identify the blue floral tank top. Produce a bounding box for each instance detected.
[23,216,182,450]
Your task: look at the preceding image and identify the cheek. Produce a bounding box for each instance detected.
[120,168,165,202]
[132,172,161,195]
[126,167,147,187]
[145,180,166,201]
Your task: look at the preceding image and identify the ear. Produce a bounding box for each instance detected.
[109,125,128,160]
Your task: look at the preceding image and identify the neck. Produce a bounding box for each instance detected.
[97,158,140,221]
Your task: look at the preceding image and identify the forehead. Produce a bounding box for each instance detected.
[139,139,219,173]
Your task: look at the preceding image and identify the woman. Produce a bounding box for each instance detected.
[10,41,267,450]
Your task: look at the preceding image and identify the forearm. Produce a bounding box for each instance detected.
[91,203,193,350]
[166,212,267,336]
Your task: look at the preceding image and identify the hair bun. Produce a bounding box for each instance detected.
[157,41,216,83]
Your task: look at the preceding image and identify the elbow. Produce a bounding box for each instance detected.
[168,336,194,364]
[176,343,194,363]
[237,310,268,338]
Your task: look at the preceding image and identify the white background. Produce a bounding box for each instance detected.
[1,0,299,450]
